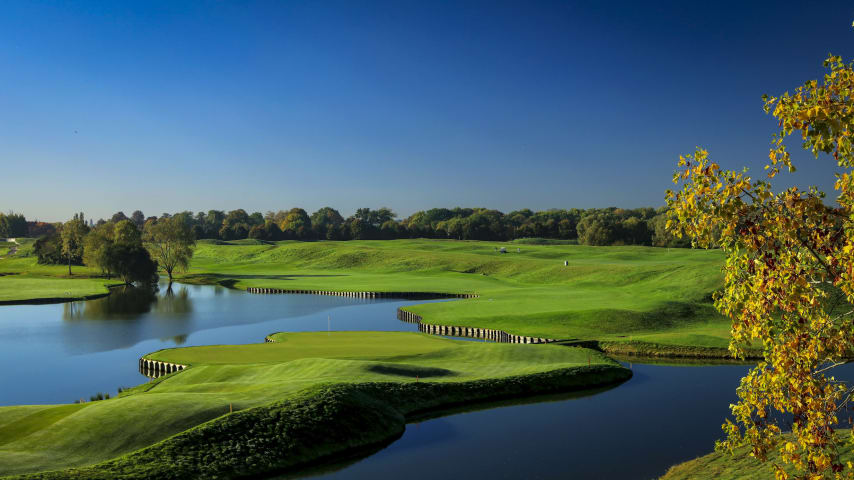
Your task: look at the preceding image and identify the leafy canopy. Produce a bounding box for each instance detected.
[667,53,854,480]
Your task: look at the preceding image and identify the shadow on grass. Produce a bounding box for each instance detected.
[365,364,458,378]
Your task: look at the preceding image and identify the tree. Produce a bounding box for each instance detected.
[61,213,89,275]
[666,54,854,480]
[110,211,128,224]
[130,210,145,228]
[33,233,64,264]
[83,221,115,276]
[103,243,158,285]
[279,208,313,240]
[0,212,27,237]
[143,216,195,282]
[113,220,141,245]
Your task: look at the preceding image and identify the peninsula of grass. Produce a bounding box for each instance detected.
[0,331,629,479]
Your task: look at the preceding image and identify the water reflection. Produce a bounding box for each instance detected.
[0,283,432,405]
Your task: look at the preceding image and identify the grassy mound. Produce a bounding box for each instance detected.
[0,332,629,479]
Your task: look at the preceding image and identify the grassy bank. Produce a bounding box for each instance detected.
[0,332,629,479]
[659,435,854,480]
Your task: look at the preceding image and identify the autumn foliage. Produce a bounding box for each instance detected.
[667,54,854,479]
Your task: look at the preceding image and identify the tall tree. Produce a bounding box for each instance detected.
[667,54,854,479]
[61,213,88,275]
[143,216,196,282]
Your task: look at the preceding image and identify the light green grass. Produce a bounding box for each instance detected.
[0,276,113,303]
[0,239,116,303]
[0,332,627,478]
[181,239,730,351]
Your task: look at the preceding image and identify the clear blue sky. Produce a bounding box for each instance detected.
[2,0,853,222]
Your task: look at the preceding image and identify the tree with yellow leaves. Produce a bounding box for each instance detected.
[667,53,854,479]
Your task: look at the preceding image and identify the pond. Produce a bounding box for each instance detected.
[1,282,848,479]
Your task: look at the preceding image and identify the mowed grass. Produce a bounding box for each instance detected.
[182,239,729,349]
[0,239,114,303]
[0,238,730,348]
[0,332,626,477]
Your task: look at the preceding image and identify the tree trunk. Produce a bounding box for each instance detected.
[68,254,72,276]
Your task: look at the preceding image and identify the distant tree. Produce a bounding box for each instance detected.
[249,212,264,226]
[33,233,64,264]
[279,208,313,240]
[143,216,196,282]
[130,210,145,228]
[113,220,141,245]
[110,211,128,224]
[311,207,345,239]
[83,222,115,276]
[0,212,28,237]
[61,213,89,275]
[576,212,617,246]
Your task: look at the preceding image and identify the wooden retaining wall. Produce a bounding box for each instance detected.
[139,357,187,378]
[245,287,477,300]
[397,308,558,344]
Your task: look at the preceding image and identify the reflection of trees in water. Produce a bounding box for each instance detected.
[62,284,194,321]
[154,284,193,317]
[63,285,158,321]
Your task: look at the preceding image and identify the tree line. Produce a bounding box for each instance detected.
[8,206,692,248]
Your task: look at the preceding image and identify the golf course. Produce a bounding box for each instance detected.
[0,237,748,479]
[0,238,732,356]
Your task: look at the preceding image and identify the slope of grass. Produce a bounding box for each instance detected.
[659,434,854,480]
[0,332,629,479]
[182,239,730,352]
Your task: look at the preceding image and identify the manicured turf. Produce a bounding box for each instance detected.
[0,332,628,478]
[181,239,730,352]
[0,239,115,303]
[1,239,730,351]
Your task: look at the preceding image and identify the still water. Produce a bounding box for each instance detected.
[0,281,431,406]
[2,282,846,479]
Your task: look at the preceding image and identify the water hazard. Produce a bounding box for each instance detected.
[2,282,849,479]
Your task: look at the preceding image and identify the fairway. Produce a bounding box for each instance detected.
[0,332,629,479]
[183,239,730,353]
[0,239,730,353]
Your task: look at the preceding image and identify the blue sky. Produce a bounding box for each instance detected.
[2,0,853,222]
